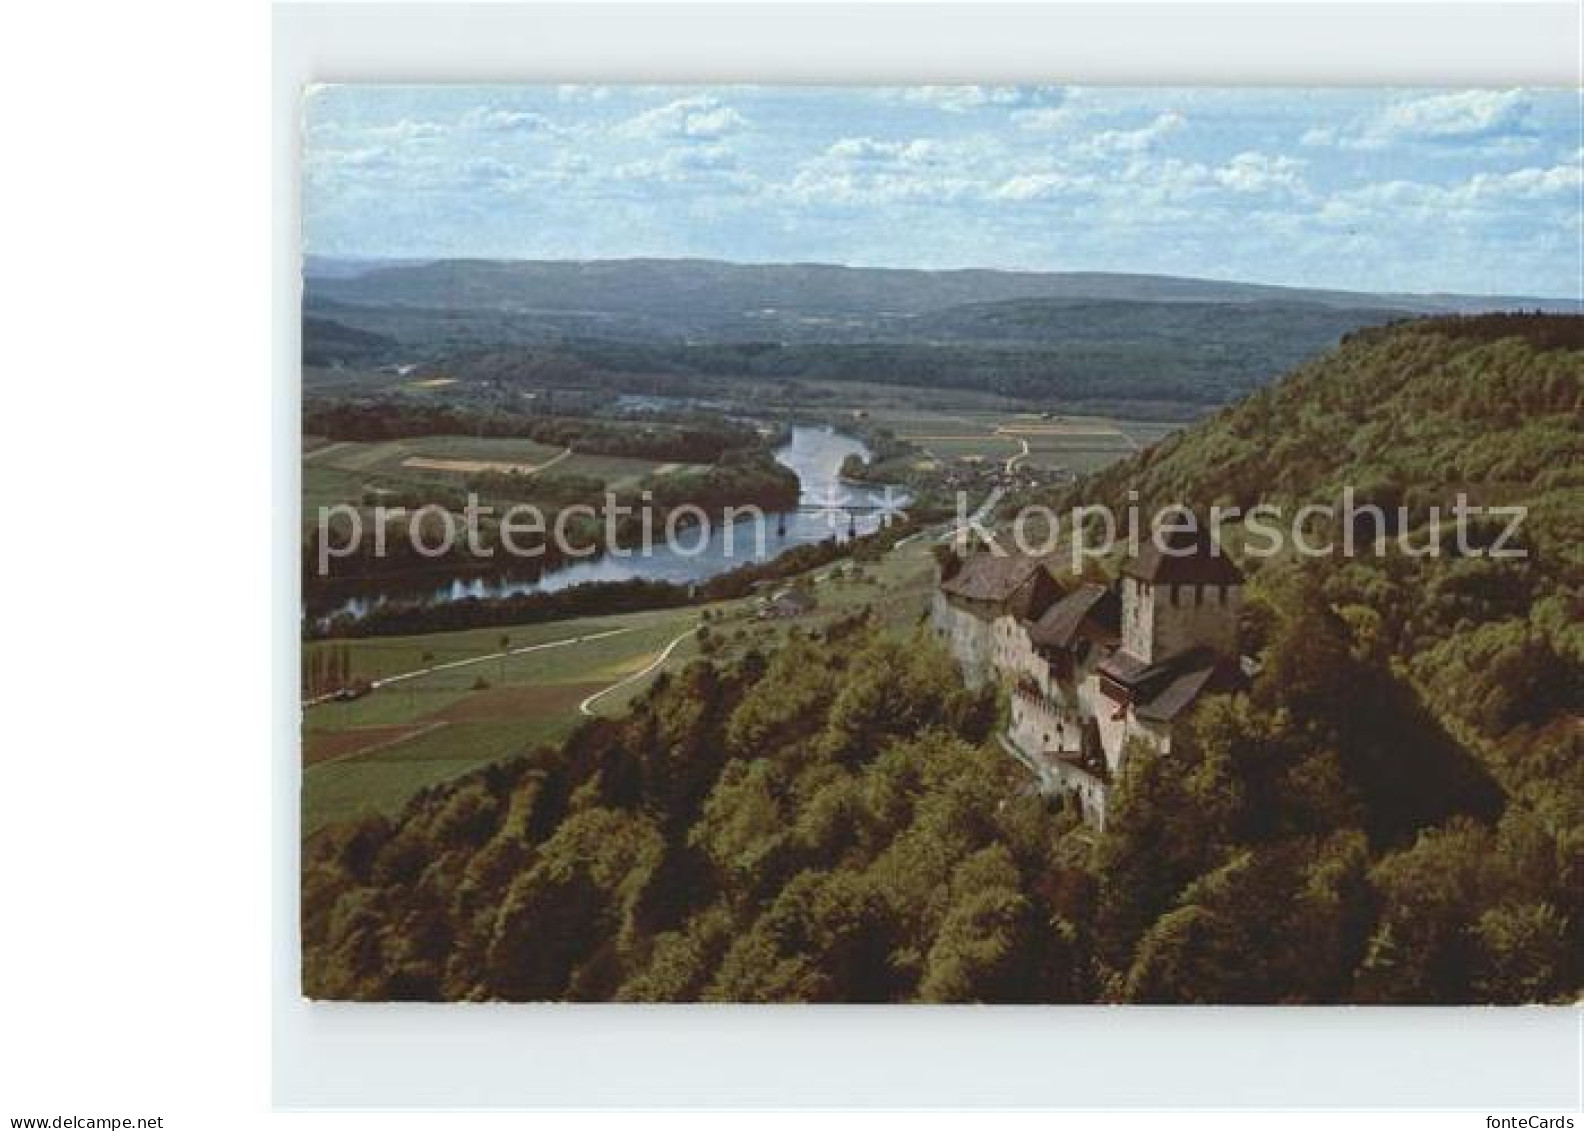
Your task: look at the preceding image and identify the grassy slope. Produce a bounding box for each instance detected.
[301,529,939,833]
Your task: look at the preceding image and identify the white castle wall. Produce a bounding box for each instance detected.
[1121,577,1154,659]
[936,563,1239,831]
[931,591,996,688]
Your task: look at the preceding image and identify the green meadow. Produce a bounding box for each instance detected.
[301,529,940,835]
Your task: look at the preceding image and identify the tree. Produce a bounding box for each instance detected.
[1473,902,1570,1004]
[1093,736,1228,975]
[918,845,1036,1002]
[1355,818,1501,1003]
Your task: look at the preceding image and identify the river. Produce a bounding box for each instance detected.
[313,425,905,623]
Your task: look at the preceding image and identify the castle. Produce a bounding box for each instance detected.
[931,527,1248,827]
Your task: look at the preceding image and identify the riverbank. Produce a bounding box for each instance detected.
[305,425,909,629]
[305,507,929,640]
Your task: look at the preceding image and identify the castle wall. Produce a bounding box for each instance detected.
[1121,577,1154,660]
[1009,693,1081,759]
[1123,576,1242,662]
[1090,676,1132,774]
[1153,582,1243,659]
[1087,677,1175,776]
[931,591,996,688]
[939,561,1240,832]
[1049,760,1108,829]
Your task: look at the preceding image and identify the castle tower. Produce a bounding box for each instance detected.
[1120,525,1244,663]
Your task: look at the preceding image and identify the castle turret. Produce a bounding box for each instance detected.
[1120,525,1243,664]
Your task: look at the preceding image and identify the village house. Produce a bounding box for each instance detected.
[932,527,1248,827]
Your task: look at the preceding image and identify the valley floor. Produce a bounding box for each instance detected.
[301,527,940,834]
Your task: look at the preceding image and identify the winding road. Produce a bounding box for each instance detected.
[579,625,699,716]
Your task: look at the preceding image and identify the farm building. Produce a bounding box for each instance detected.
[758,587,817,619]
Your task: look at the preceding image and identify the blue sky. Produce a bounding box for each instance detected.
[304,85,1583,298]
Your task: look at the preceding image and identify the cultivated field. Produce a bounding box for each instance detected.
[303,608,700,833]
[853,407,1180,473]
[301,531,940,835]
[301,434,706,514]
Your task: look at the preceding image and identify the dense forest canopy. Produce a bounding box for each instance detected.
[306,304,1417,411]
[303,314,1582,1003]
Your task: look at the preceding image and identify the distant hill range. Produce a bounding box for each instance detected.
[306,256,1576,331]
[302,257,1579,411]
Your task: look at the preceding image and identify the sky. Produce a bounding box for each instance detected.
[304,85,1584,299]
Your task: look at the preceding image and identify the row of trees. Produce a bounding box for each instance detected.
[301,642,355,697]
[303,397,765,463]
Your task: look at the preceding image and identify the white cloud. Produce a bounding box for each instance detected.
[615,144,747,184]
[616,96,748,141]
[1461,161,1582,201]
[1321,157,1582,222]
[1086,150,1310,209]
[992,171,1095,202]
[311,118,448,145]
[1012,107,1079,132]
[459,157,521,187]
[775,135,986,205]
[787,128,1305,211]
[306,144,526,194]
[556,85,611,103]
[462,107,553,133]
[893,86,1065,113]
[824,138,941,164]
[1313,90,1539,152]
[306,146,400,174]
[1214,152,1307,194]
[1076,112,1186,157]
[1372,89,1532,142]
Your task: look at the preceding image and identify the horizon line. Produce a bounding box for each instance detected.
[302,252,1582,304]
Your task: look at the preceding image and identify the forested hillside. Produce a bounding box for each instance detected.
[302,315,1582,1003]
[305,297,1407,409]
[1068,314,1582,1002]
